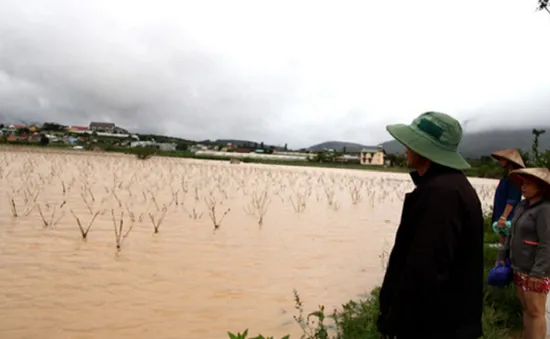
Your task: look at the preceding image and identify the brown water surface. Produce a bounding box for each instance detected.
[0,149,497,339]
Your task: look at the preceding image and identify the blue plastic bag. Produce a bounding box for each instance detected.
[488,259,513,287]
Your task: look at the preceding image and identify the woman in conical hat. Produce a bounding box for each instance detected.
[497,167,550,338]
[490,148,526,244]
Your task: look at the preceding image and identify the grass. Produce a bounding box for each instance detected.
[230,215,523,339]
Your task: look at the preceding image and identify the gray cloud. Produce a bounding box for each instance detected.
[1,0,550,149]
[0,1,299,145]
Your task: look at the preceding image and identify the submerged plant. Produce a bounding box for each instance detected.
[112,209,133,251]
[149,205,168,234]
[71,210,100,239]
[243,189,271,227]
[205,195,230,230]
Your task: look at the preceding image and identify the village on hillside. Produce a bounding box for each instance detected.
[0,121,389,166]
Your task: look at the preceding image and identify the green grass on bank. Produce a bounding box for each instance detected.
[229,216,522,339]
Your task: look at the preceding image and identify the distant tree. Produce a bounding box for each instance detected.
[42,122,66,132]
[544,150,550,165]
[308,151,330,163]
[17,127,30,135]
[519,149,531,165]
[284,143,288,151]
[132,146,156,160]
[530,129,547,167]
[385,153,407,167]
[0,124,4,129]
[254,142,258,149]
[478,155,494,164]
[538,0,549,14]
[40,134,50,146]
[343,146,347,154]
[260,142,264,149]
[176,143,188,151]
[517,129,548,168]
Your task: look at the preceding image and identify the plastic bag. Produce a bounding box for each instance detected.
[492,220,512,236]
[487,259,513,287]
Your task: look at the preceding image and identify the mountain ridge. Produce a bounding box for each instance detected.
[307,128,550,159]
[380,127,550,158]
[308,141,381,152]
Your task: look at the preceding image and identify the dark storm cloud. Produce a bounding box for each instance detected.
[0,1,299,143]
[1,0,550,149]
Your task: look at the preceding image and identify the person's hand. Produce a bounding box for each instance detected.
[497,218,507,228]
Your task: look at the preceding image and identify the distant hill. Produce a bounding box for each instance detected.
[136,133,194,144]
[381,127,550,159]
[308,141,380,152]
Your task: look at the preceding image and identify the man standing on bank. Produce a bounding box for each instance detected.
[377,112,484,339]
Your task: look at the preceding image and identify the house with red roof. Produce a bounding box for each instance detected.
[67,126,89,132]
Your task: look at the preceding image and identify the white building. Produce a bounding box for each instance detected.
[158,143,177,151]
[130,141,177,151]
[130,141,157,148]
[195,150,308,161]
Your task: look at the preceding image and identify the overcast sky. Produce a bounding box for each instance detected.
[1,0,549,148]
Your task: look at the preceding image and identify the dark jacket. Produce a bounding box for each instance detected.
[377,164,484,339]
[491,176,522,223]
[497,199,550,278]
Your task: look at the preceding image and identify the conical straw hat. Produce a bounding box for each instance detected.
[509,168,550,199]
[491,148,526,168]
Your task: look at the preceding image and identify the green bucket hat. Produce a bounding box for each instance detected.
[386,111,470,170]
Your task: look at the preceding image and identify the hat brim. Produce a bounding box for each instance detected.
[490,153,525,169]
[509,169,550,199]
[386,123,471,170]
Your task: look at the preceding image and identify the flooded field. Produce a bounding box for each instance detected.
[0,148,498,339]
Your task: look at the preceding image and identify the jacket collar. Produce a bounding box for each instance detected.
[526,198,549,209]
[409,163,458,187]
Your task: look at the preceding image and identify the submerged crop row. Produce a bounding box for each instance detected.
[0,148,502,338]
[1,149,497,253]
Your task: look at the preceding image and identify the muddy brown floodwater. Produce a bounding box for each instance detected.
[0,148,499,339]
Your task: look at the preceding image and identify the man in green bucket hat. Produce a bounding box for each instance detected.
[377,112,484,339]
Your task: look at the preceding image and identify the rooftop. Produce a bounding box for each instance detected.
[361,146,384,153]
[68,126,89,130]
[90,122,116,128]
